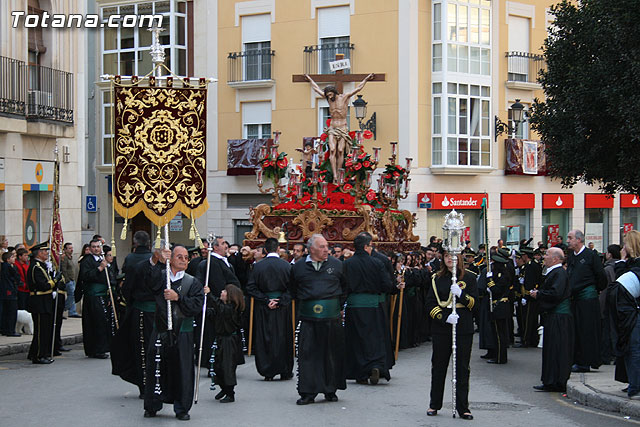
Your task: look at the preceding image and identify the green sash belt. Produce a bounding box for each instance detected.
[299,298,341,319]
[180,317,194,332]
[84,282,108,297]
[265,291,283,299]
[551,299,571,315]
[133,300,156,313]
[378,294,387,304]
[346,293,380,308]
[576,285,598,300]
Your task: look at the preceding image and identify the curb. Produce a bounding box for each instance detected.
[567,377,640,418]
[0,334,83,357]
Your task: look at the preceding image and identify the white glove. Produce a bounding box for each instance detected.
[450,283,462,298]
[486,271,493,278]
[52,291,57,299]
[519,277,525,284]
[446,313,459,325]
[521,298,527,306]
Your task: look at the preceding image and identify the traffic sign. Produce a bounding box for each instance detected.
[86,195,97,212]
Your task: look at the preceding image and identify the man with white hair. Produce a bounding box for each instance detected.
[289,234,347,405]
[531,247,573,392]
[566,229,607,372]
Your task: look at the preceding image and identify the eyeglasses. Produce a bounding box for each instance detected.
[174,255,189,261]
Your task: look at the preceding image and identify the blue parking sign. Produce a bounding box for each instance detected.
[86,195,97,212]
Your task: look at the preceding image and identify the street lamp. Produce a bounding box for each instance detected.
[494,99,525,141]
[442,209,465,418]
[352,94,377,140]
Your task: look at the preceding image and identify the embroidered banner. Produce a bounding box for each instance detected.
[113,85,208,226]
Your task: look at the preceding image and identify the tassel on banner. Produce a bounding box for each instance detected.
[120,217,128,240]
[155,228,162,249]
[193,219,205,249]
[111,238,117,257]
[189,218,196,241]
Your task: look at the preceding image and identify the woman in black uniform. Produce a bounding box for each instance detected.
[426,249,478,420]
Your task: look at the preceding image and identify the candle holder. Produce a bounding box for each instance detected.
[257,134,289,205]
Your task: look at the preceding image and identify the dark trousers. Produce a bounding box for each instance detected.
[491,318,509,363]
[430,333,473,415]
[17,292,29,311]
[54,294,65,351]
[0,299,18,334]
[28,313,53,360]
[521,299,539,347]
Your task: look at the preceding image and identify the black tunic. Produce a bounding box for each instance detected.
[521,260,542,346]
[26,259,55,360]
[246,254,293,378]
[290,256,347,396]
[343,250,393,381]
[537,266,573,389]
[79,255,115,357]
[144,265,204,416]
[206,296,243,389]
[476,265,496,351]
[567,247,606,368]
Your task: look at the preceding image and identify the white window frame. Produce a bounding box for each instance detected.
[102,90,113,165]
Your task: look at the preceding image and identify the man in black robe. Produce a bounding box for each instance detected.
[111,242,162,398]
[516,248,542,348]
[144,245,204,420]
[78,238,114,359]
[186,238,208,276]
[486,253,512,364]
[195,236,241,367]
[246,237,293,381]
[344,233,394,384]
[369,241,397,369]
[290,234,347,405]
[531,247,573,392]
[567,229,606,372]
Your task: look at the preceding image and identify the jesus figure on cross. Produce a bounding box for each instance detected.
[305,73,374,183]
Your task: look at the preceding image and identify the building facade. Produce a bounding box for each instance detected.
[0,0,86,250]
[87,0,637,253]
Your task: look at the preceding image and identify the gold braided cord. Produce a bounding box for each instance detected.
[431,275,467,308]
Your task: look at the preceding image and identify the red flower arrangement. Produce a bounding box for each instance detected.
[260,151,289,180]
[382,163,408,185]
[345,150,375,181]
[363,130,373,139]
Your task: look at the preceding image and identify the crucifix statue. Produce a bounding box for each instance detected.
[293,54,385,183]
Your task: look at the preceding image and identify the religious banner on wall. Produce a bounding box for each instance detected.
[585,223,604,253]
[113,85,208,226]
[547,224,560,246]
[522,140,538,175]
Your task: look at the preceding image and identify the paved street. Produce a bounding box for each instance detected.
[0,339,635,427]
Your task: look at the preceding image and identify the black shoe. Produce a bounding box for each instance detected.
[571,364,590,373]
[92,353,109,359]
[280,373,293,380]
[356,379,368,385]
[369,368,380,385]
[461,413,474,420]
[264,376,274,381]
[533,384,554,392]
[427,409,438,416]
[143,410,156,418]
[54,351,62,356]
[513,343,527,348]
[296,396,315,405]
[69,314,82,318]
[58,346,71,352]
[480,353,495,359]
[32,357,54,364]
[214,390,226,400]
[623,387,630,393]
[487,359,506,364]
[176,413,190,420]
[220,395,235,403]
[4,333,22,337]
[324,393,338,402]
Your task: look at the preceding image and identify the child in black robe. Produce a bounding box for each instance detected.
[205,284,245,403]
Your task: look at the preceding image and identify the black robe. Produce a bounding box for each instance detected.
[206,296,243,389]
[476,265,496,351]
[567,247,606,368]
[26,259,55,361]
[78,255,115,357]
[144,265,204,416]
[246,255,293,378]
[538,266,573,389]
[371,249,396,368]
[290,256,347,396]
[195,255,241,367]
[343,250,394,381]
[111,258,156,394]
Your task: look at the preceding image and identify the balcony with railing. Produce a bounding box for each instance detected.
[227,48,275,89]
[505,52,546,90]
[303,41,354,75]
[27,64,74,123]
[0,56,27,117]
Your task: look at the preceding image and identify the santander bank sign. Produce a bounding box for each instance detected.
[430,193,486,210]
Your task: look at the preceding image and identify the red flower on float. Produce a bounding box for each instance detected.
[263,160,272,167]
[343,183,353,191]
[393,171,400,177]
[326,118,331,127]
[366,190,377,201]
[363,161,371,168]
[358,153,366,160]
[354,163,362,170]
[348,130,356,140]
[345,160,353,167]
[277,159,288,169]
[324,151,330,161]
[320,133,328,142]
[363,130,373,139]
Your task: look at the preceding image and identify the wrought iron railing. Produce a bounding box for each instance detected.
[26,64,74,123]
[227,49,275,83]
[506,52,546,84]
[303,42,354,75]
[0,56,27,117]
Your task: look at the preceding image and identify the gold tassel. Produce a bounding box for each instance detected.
[194,222,204,249]
[110,238,117,257]
[120,217,128,240]
[189,217,196,241]
[155,227,162,249]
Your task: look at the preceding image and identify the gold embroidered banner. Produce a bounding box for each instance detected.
[113,85,208,226]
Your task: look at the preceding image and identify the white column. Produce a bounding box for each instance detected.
[398,0,419,161]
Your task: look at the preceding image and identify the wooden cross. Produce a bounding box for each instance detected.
[292,53,385,94]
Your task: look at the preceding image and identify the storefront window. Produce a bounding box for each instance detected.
[500,209,530,250]
[541,209,570,247]
[621,208,640,243]
[585,208,609,252]
[427,209,482,250]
